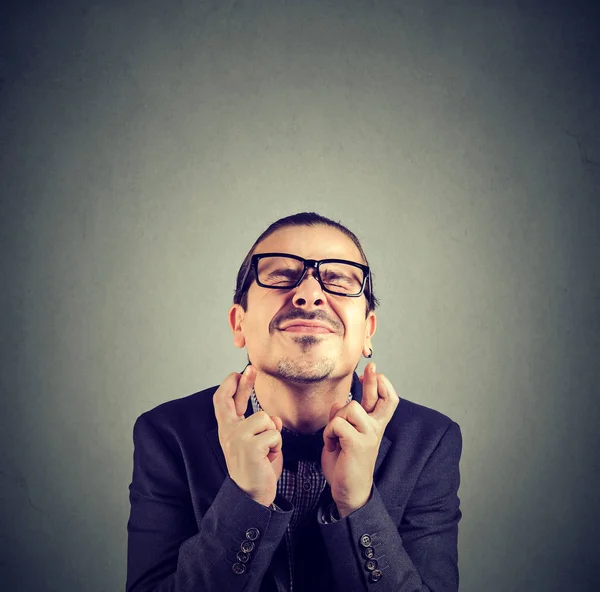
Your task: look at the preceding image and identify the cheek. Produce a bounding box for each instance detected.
[242,311,275,348]
[339,315,366,345]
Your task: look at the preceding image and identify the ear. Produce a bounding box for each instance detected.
[229,304,246,349]
[362,311,377,357]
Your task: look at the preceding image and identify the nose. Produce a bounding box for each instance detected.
[292,268,325,307]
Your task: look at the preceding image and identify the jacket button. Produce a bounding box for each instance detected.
[246,527,260,541]
[232,562,246,575]
[362,547,375,559]
[369,569,383,582]
[240,540,255,553]
[360,534,373,548]
[365,559,378,571]
[237,551,250,563]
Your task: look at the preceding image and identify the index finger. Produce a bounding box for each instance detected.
[371,373,400,424]
[213,367,255,425]
[233,365,256,416]
[360,362,378,413]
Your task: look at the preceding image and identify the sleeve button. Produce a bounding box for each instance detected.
[362,547,375,559]
[369,569,383,582]
[246,527,260,541]
[365,559,378,571]
[232,562,246,575]
[236,551,250,563]
[240,540,255,553]
[360,534,373,547]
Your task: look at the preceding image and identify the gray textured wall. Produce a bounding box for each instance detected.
[1,1,599,590]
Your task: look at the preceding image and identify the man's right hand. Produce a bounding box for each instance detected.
[213,366,283,507]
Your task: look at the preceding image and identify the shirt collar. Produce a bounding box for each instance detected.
[250,386,353,435]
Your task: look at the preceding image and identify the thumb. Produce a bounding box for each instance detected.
[328,401,346,422]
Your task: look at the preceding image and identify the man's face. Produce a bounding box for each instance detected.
[229,225,376,384]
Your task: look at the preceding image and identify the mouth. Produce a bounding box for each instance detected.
[282,326,334,334]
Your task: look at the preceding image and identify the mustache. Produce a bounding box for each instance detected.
[272,310,341,333]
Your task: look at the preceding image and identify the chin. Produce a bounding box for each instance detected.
[274,357,336,384]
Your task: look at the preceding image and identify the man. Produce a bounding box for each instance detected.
[126,212,462,592]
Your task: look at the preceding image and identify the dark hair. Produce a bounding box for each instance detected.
[233,212,380,316]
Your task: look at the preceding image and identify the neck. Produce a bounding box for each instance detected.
[253,371,354,434]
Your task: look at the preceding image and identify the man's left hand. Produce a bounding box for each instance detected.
[321,363,400,518]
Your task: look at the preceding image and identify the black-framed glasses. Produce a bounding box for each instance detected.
[240,252,372,298]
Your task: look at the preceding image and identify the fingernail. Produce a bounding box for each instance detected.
[243,366,253,378]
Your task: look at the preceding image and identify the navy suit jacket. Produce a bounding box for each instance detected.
[126,373,462,591]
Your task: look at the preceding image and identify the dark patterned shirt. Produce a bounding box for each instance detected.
[250,388,352,592]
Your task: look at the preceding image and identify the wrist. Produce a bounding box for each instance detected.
[336,503,359,519]
[335,489,372,518]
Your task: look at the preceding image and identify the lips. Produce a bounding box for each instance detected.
[283,326,333,334]
[279,321,335,333]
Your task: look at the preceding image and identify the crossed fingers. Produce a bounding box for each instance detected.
[359,362,399,422]
[213,365,257,427]
[324,364,399,450]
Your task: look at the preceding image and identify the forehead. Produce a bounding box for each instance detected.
[254,225,365,263]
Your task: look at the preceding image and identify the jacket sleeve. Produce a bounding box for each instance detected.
[126,413,293,592]
[318,421,462,591]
